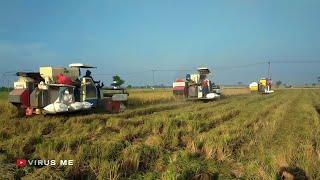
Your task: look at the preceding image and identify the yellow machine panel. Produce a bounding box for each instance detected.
[190,74,200,83]
[40,67,80,84]
[259,79,267,86]
[249,82,258,91]
[14,77,36,89]
[250,86,258,91]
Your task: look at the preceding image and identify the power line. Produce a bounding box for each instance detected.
[214,60,320,71]
[271,60,320,64]
[150,69,195,72]
[93,60,320,85]
[150,69,195,86]
[3,60,319,86]
[215,62,267,70]
[95,69,195,86]
[95,70,151,76]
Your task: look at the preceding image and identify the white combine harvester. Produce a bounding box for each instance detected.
[173,67,221,100]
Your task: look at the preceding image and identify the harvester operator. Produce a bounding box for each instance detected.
[200,74,210,97]
[84,70,104,99]
[84,70,100,84]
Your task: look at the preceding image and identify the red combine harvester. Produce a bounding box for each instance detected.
[8,63,128,116]
[172,79,187,95]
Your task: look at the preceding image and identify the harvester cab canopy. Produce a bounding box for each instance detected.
[68,63,97,80]
[69,63,96,69]
[197,67,211,75]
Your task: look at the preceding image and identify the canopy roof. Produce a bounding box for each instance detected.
[197,67,211,74]
[69,63,96,68]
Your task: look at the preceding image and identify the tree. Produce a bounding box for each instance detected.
[237,82,243,85]
[112,75,125,87]
[0,87,12,91]
[312,83,316,86]
[276,81,282,87]
[127,85,132,88]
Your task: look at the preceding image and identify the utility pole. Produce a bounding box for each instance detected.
[151,70,155,88]
[267,61,271,79]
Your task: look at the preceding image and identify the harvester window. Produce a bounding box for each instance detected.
[84,78,97,99]
[49,86,60,103]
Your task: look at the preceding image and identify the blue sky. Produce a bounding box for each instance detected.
[0,0,320,86]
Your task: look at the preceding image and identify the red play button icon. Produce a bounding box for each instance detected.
[16,159,27,168]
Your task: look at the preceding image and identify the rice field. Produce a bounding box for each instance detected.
[127,89,177,107]
[0,88,319,179]
[0,91,8,100]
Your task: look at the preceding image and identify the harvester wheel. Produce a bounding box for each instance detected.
[25,107,33,116]
[42,110,47,116]
[14,104,25,117]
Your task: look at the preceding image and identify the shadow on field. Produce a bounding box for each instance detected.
[277,166,308,180]
[192,172,219,180]
[315,105,320,115]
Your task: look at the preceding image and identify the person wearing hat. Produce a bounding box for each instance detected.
[84,70,100,84]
